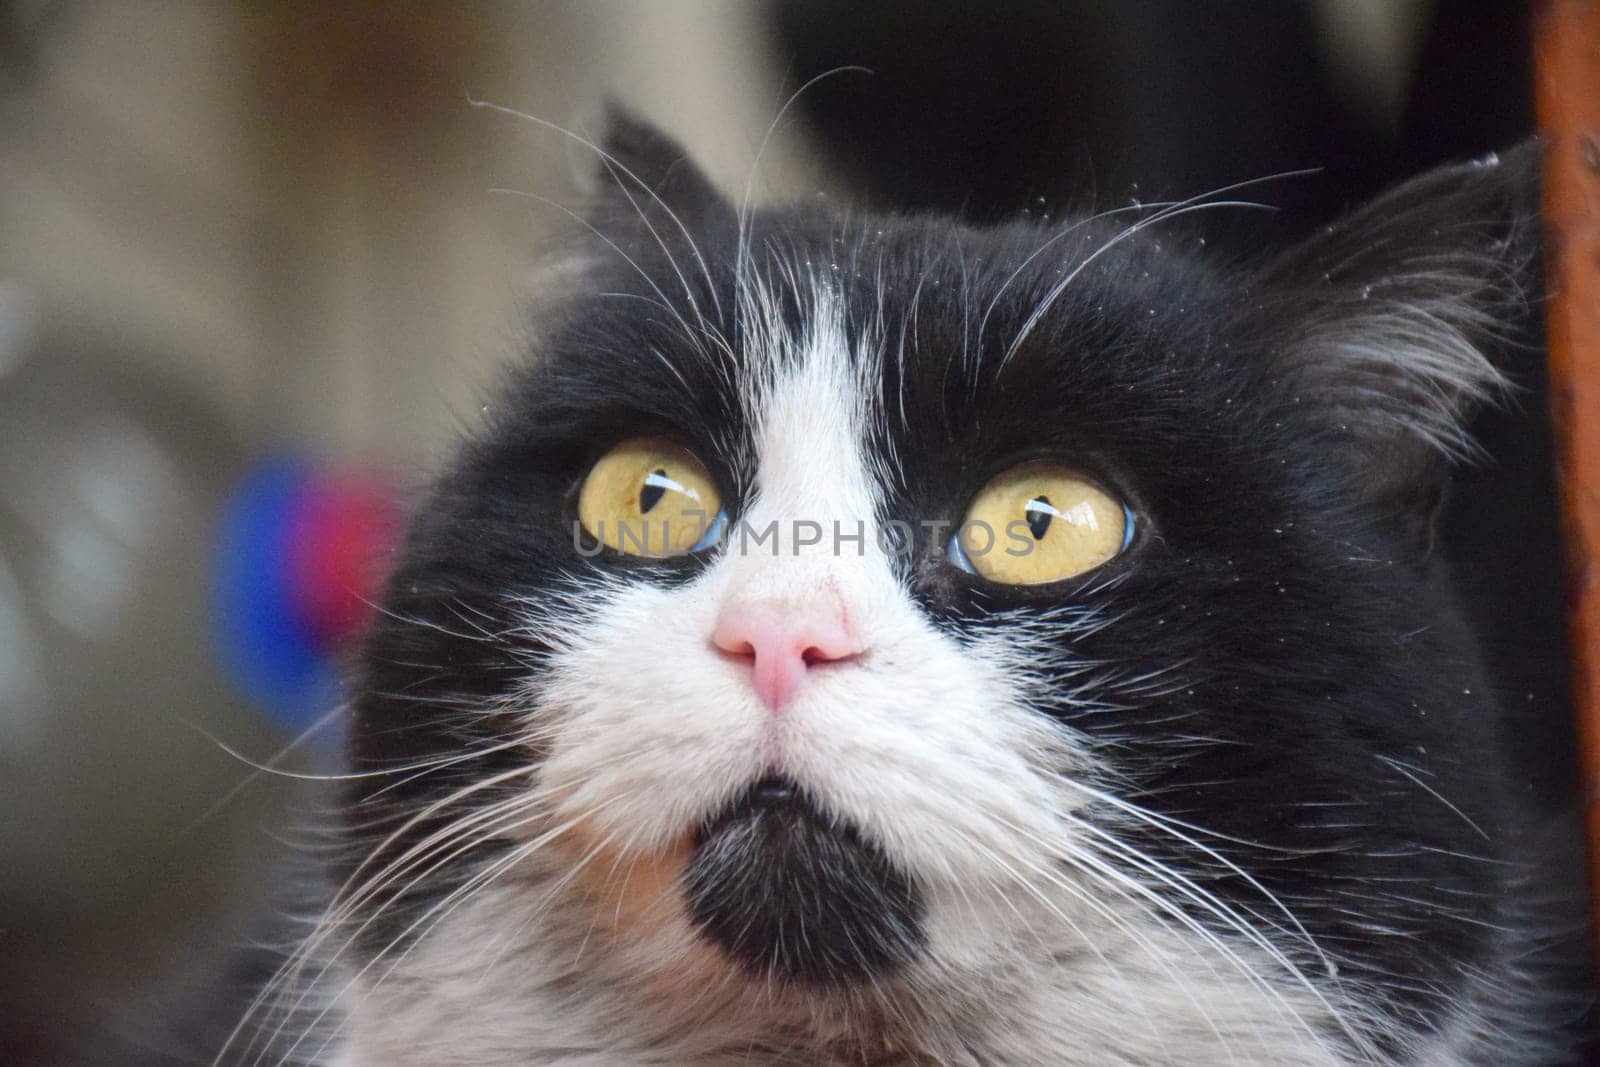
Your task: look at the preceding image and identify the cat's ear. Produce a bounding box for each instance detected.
[1258,143,1541,546]
[586,103,734,253]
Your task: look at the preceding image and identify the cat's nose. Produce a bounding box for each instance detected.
[711,601,863,711]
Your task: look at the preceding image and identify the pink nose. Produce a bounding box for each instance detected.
[711,601,863,711]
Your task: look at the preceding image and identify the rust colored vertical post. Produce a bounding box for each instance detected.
[1536,0,1600,948]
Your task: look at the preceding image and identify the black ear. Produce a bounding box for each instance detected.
[1257,143,1541,545]
[587,103,733,256]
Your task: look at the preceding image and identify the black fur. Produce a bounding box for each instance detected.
[684,776,924,987]
[335,114,1589,1060]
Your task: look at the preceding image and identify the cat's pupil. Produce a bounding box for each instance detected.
[639,469,670,514]
[1025,496,1052,540]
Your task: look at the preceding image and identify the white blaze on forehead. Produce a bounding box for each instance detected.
[740,282,881,532]
[713,281,894,617]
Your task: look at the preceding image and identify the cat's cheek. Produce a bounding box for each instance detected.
[779,630,1083,885]
[534,821,735,989]
[529,581,769,853]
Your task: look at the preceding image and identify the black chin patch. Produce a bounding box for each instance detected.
[682,776,924,988]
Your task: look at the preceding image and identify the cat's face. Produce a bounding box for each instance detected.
[334,119,1539,1063]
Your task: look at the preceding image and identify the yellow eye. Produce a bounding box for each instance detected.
[955,461,1128,585]
[577,437,723,557]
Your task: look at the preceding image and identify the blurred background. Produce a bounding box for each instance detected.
[0,2,1575,1063]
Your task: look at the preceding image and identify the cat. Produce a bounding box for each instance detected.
[234,113,1589,1065]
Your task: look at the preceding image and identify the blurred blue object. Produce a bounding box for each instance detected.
[212,457,340,736]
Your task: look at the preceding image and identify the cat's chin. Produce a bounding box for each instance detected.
[680,775,925,988]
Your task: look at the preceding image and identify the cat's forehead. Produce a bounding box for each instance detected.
[748,209,1222,336]
[548,208,1235,438]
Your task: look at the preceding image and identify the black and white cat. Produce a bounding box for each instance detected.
[240,115,1588,1065]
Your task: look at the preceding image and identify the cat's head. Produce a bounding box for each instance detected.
[337,115,1541,1061]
